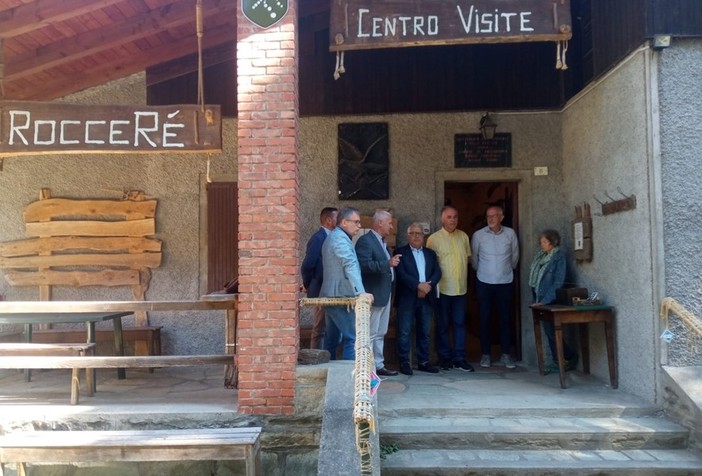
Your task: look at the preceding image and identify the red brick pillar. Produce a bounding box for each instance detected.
[236,1,299,415]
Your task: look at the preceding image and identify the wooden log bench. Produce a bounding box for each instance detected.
[0,354,233,405]
[0,427,261,476]
[30,326,163,356]
[0,343,96,405]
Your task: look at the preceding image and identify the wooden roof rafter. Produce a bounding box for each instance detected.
[4,0,234,82]
[0,0,127,39]
[0,0,237,100]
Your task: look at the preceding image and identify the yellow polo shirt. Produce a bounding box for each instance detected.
[427,227,472,296]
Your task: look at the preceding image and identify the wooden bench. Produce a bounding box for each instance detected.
[30,326,162,356]
[0,343,96,405]
[0,354,232,405]
[0,427,261,476]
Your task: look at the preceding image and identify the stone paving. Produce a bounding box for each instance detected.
[376,364,702,474]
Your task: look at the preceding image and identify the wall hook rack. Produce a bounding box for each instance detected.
[600,189,636,215]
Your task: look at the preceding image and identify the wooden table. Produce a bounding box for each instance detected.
[0,311,131,381]
[530,304,617,389]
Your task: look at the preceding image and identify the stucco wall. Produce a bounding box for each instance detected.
[561,47,658,401]
[657,38,702,367]
[0,73,239,356]
[299,112,566,365]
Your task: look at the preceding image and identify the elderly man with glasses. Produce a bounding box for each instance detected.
[356,210,401,377]
[393,223,442,375]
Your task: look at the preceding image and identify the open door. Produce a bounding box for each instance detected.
[444,181,521,362]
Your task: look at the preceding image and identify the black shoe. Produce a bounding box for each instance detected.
[453,360,475,372]
[399,362,413,376]
[440,359,452,370]
[377,367,399,377]
[417,362,439,374]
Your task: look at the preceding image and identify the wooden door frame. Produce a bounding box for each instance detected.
[434,169,536,361]
[198,173,237,295]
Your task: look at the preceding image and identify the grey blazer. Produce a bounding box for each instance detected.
[320,227,365,298]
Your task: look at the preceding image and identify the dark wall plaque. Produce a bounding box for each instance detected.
[454,133,512,168]
[338,122,389,200]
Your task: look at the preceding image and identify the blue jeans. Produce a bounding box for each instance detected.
[396,298,433,365]
[476,280,514,355]
[324,305,356,360]
[542,320,576,362]
[436,293,466,361]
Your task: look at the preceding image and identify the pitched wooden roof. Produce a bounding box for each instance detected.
[0,0,239,100]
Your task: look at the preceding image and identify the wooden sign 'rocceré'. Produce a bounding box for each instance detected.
[330,0,572,51]
[0,102,222,157]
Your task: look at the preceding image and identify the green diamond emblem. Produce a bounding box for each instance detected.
[242,0,288,29]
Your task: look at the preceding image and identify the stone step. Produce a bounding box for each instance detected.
[378,404,662,419]
[380,448,702,475]
[379,416,689,450]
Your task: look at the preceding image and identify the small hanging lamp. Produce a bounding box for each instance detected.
[479,113,497,140]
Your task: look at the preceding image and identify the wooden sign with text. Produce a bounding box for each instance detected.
[0,101,222,157]
[330,0,572,51]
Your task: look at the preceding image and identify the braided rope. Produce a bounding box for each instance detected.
[660,297,702,351]
[300,295,376,474]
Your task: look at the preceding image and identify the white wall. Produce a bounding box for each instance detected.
[561,46,659,401]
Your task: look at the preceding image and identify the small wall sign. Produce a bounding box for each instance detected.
[242,0,288,29]
[454,133,512,168]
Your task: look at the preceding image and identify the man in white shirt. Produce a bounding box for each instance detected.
[471,206,520,369]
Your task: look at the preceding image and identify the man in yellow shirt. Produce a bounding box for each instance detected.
[427,206,474,372]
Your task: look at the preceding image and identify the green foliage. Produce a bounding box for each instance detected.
[379,442,399,460]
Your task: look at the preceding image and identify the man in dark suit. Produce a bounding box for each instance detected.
[394,223,442,375]
[301,207,338,349]
[356,210,400,376]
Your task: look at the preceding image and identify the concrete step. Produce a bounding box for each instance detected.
[379,416,689,450]
[378,403,663,419]
[380,448,702,475]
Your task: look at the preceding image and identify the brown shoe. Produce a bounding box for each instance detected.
[376,367,398,377]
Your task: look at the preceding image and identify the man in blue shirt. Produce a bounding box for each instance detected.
[471,206,520,369]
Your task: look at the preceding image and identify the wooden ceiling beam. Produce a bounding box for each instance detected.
[6,23,237,101]
[5,0,233,81]
[0,0,127,39]
[145,41,236,86]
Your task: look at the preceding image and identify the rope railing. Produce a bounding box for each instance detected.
[300,295,376,475]
[660,297,702,351]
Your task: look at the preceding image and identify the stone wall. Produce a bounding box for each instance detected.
[657,38,702,367]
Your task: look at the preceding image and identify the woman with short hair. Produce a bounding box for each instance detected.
[528,229,578,374]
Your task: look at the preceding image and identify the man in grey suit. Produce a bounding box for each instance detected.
[321,207,374,360]
[356,210,401,376]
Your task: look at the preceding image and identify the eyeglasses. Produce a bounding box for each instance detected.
[407,232,423,236]
[346,219,362,226]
